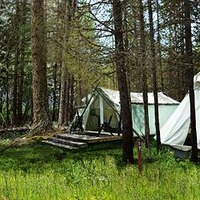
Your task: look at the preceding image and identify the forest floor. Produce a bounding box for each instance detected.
[0,133,200,200]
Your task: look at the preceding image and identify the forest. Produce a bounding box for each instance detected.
[0,0,200,150]
[0,0,200,155]
[0,0,199,126]
[0,0,200,199]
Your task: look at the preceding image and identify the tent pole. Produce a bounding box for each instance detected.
[99,95,104,125]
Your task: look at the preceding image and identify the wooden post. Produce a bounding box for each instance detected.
[137,139,142,174]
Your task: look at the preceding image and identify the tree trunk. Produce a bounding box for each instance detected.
[13,0,20,126]
[58,0,75,127]
[18,0,27,126]
[78,80,83,106]
[6,63,10,126]
[65,72,70,124]
[148,0,161,151]
[139,0,150,148]
[58,63,68,126]
[184,0,198,162]
[156,0,164,91]
[12,0,26,127]
[52,63,58,122]
[30,0,52,135]
[58,10,68,127]
[113,0,134,164]
[69,75,75,121]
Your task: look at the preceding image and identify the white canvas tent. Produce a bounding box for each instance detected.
[73,87,179,136]
[159,72,200,151]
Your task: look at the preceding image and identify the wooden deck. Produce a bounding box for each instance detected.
[62,132,122,144]
[42,131,122,150]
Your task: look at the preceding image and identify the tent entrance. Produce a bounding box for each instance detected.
[85,95,119,132]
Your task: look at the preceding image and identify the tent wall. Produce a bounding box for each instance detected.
[160,88,200,149]
[132,104,178,136]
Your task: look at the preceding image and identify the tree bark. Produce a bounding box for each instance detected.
[148,0,161,151]
[58,0,75,127]
[12,0,26,127]
[139,0,150,148]
[113,0,134,164]
[52,63,58,122]
[6,63,10,126]
[13,0,20,126]
[30,0,52,135]
[18,0,27,126]
[58,62,68,126]
[156,0,164,91]
[69,75,75,121]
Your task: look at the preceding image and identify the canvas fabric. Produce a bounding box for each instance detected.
[159,72,200,150]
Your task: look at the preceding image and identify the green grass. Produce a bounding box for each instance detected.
[0,142,199,200]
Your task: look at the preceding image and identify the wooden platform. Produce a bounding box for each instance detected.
[42,131,122,150]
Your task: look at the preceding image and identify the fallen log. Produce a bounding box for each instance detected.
[0,126,30,134]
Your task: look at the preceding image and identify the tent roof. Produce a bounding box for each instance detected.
[96,87,179,105]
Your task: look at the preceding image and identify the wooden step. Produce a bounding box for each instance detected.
[42,134,88,150]
[56,133,95,142]
[56,133,122,144]
[49,137,88,148]
[42,140,79,150]
[42,133,122,150]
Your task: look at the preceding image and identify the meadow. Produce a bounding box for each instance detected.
[0,140,199,200]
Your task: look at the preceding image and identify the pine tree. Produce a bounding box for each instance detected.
[113,0,134,163]
[30,0,52,135]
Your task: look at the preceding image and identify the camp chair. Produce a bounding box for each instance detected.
[70,110,84,133]
[98,115,114,136]
[70,89,96,134]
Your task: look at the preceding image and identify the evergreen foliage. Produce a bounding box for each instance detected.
[0,0,199,126]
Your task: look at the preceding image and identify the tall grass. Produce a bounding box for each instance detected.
[0,143,200,200]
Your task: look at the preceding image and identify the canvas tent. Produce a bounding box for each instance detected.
[159,72,200,151]
[73,87,179,136]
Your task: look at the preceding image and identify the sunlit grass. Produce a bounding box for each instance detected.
[0,143,199,199]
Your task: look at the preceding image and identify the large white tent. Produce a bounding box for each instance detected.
[159,72,200,151]
[73,87,179,136]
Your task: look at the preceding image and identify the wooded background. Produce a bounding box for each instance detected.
[0,0,199,128]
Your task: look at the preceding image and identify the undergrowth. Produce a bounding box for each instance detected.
[0,142,199,200]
